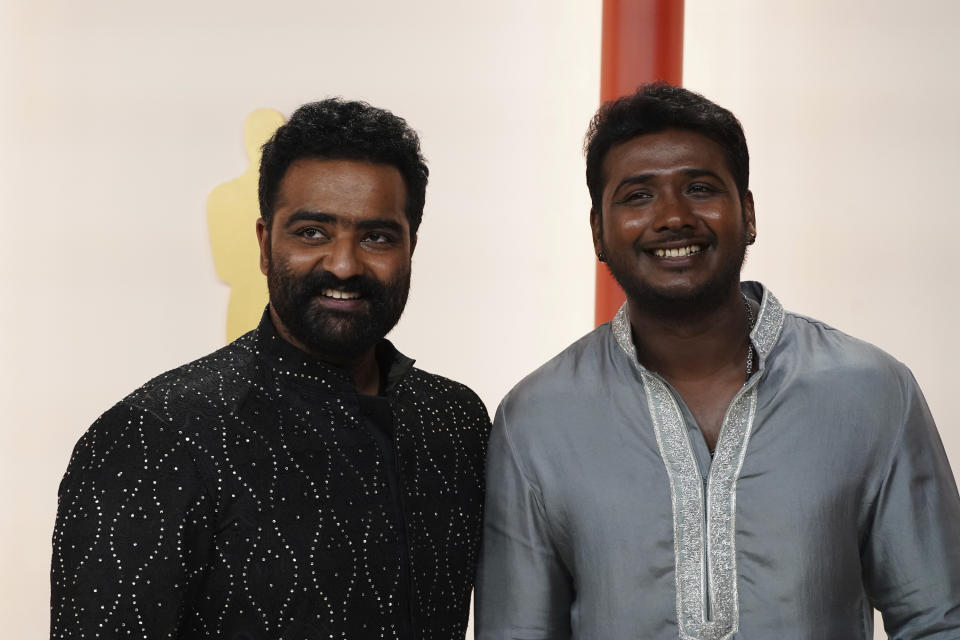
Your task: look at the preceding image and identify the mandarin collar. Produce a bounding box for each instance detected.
[252,307,415,394]
[611,281,786,372]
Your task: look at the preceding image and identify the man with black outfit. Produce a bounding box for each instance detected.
[52,99,490,639]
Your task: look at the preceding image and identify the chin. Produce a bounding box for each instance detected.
[617,275,736,317]
[639,277,709,303]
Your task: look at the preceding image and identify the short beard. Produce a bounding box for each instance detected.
[605,235,749,321]
[266,258,410,359]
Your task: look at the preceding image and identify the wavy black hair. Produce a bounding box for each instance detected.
[585,83,749,214]
[259,98,428,236]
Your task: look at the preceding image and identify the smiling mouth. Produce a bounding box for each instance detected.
[650,244,704,258]
[320,289,361,300]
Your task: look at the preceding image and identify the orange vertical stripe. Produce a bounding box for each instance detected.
[595,0,685,326]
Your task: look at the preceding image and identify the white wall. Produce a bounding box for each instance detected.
[2,0,958,637]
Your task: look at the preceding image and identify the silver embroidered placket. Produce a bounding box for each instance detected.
[612,288,784,640]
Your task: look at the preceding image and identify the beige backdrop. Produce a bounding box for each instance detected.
[2,1,958,637]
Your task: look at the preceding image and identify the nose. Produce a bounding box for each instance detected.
[651,190,696,232]
[324,237,364,279]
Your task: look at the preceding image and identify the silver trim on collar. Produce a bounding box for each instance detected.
[750,287,784,365]
[611,285,785,640]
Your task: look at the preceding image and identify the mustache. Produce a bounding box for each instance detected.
[297,270,386,299]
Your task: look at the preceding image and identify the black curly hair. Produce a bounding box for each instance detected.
[585,83,749,215]
[258,98,428,237]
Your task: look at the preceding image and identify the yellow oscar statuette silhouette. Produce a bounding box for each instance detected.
[207,109,285,342]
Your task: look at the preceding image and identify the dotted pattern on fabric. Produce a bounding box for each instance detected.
[51,316,490,640]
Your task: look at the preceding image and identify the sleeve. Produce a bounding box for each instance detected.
[50,401,215,639]
[861,370,960,638]
[474,403,573,640]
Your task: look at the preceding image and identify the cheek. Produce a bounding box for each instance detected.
[378,255,412,278]
[605,214,648,243]
[693,209,738,236]
[363,252,411,284]
[265,249,316,280]
[273,243,322,269]
[697,201,740,223]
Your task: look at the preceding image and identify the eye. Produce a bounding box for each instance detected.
[361,231,397,245]
[617,190,653,205]
[687,182,721,196]
[296,227,328,240]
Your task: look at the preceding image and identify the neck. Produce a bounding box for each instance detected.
[627,284,753,383]
[269,307,381,395]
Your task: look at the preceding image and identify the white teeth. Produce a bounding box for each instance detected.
[321,289,360,300]
[653,245,703,258]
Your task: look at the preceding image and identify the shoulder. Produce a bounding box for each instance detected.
[484,325,615,484]
[60,332,264,494]
[93,331,264,437]
[60,393,210,502]
[781,311,908,374]
[71,332,261,461]
[502,323,612,414]
[776,310,917,405]
[401,366,490,421]
[129,332,260,412]
[494,324,616,449]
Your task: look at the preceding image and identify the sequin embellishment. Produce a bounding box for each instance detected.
[51,314,491,639]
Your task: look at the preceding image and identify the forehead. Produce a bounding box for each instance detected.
[274,157,408,222]
[601,129,733,189]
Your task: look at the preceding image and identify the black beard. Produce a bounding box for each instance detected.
[604,235,748,320]
[266,261,410,359]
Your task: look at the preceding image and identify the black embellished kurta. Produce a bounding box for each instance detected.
[51,312,491,639]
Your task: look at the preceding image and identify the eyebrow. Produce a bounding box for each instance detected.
[285,210,405,234]
[613,173,656,193]
[682,168,725,182]
[613,168,726,193]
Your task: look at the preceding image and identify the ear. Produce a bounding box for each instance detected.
[590,207,604,256]
[256,218,270,276]
[743,191,757,240]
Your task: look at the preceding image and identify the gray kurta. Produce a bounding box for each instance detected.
[475,282,960,639]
